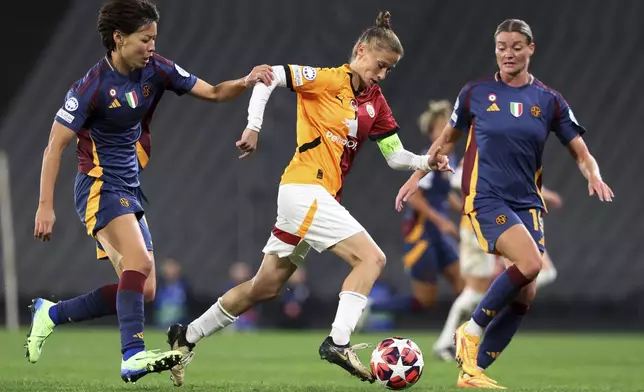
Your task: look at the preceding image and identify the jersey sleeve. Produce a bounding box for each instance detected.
[550,92,586,145]
[153,54,198,96]
[283,65,342,94]
[368,93,400,141]
[54,77,99,132]
[449,84,473,132]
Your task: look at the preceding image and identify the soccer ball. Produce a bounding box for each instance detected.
[370,337,424,389]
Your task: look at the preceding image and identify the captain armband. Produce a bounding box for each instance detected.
[377,134,431,172]
[376,133,404,158]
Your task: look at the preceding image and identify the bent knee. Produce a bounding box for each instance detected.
[363,249,387,269]
[515,254,542,279]
[123,251,153,276]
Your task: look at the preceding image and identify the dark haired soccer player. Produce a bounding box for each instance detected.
[27,0,272,383]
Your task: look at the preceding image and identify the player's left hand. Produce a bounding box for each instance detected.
[236,128,259,159]
[395,177,419,212]
[588,176,614,202]
[244,64,274,87]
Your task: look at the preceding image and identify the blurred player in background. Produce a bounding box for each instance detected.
[167,11,452,386]
[533,186,563,288]
[396,19,613,388]
[367,100,464,360]
[28,0,272,383]
[432,162,565,364]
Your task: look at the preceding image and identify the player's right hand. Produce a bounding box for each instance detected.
[395,177,419,212]
[34,204,56,242]
[428,146,454,173]
[236,128,259,159]
[244,64,274,87]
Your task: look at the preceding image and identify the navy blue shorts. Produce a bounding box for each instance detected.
[74,173,153,259]
[467,200,545,255]
[403,233,459,283]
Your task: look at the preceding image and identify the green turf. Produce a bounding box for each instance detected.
[2,328,643,391]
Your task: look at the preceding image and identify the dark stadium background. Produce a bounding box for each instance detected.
[0,0,642,330]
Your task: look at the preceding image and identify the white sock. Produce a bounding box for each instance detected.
[535,267,557,289]
[185,298,237,344]
[435,288,484,349]
[329,291,368,346]
[464,318,485,338]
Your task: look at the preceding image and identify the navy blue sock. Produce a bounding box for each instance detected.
[118,270,147,360]
[478,302,529,369]
[48,284,118,325]
[472,265,531,328]
[370,295,424,313]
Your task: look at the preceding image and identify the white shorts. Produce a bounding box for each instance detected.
[459,224,497,278]
[262,184,365,264]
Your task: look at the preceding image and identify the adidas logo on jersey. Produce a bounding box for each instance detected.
[108,99,122,109]
[486,103,500,112]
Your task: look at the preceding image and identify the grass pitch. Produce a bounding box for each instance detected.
[1,328,643,391]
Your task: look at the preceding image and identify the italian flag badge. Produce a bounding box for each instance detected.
[125,91,139,108]
[510,102,523,117]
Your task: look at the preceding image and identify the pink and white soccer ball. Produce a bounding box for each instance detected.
[370,337,424,390]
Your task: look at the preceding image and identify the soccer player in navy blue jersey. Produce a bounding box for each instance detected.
[396,19,613,389]
[27,0,272,383]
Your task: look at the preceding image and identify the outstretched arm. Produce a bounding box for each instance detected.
[566,136,613,202]
[189,65,274,103]
[236,65,289,158]
[394,123,461,211]
[377,133,431,171]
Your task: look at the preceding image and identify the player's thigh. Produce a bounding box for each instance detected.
[96,214,151,274]
[495,224,542,276]
[251,252,298,298]
[79,178,151,272]
[469,203,541,275]
[310,191,383,267]
[329,231,386,269]
[271,184,382,268]
[99,214,155,286]
[515,208,546,254]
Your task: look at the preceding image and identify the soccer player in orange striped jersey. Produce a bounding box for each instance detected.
[396,19,613,388]
[167,11,452,385]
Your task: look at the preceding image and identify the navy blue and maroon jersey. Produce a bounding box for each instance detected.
[55,53,198,188]
[450,73,585,213]
[403,150,456,240]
